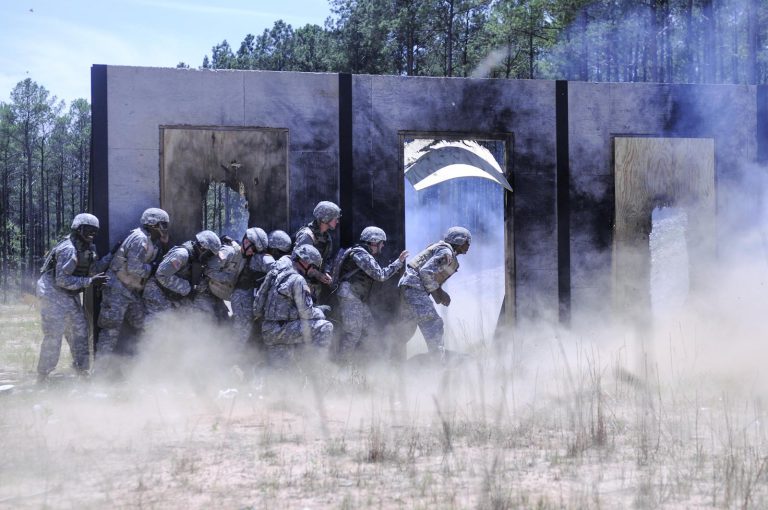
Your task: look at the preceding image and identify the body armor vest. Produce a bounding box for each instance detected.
[339,246,374,299]
[40,237,94,277]
[297,222,332,264]
[407,241,459,286]
[174,242,197,283]
[208,249,244,300]
[114,229,157,291]
[234,256,267,290]
[263,268,302,321]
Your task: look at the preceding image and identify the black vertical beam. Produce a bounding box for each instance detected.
[556,80,571,326]
[338,73,354,248]
[90,64,109,255]
[757,85,768,164]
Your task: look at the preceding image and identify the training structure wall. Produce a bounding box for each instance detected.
[92,65,765,329]
[91,66,340,247]
[567,82,759,328]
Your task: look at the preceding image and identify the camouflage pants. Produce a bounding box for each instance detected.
[36,277,89,375]
[190,289,229,322]
[262,319,333,368]
[142,278,186,322]
[399,285,445,355]
[337,292,375,357]
[97,277,144,356]
[230,288,255,347]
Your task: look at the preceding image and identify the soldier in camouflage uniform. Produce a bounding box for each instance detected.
[253,244,333,368]
[229,228,275,348]
[191,236,241,320]
[397,226,472,361]
[294,201,341,299]
[142,230,221,321]
[96,208,169,369]
[36,213,110,382]
[336,226,408,362]
[267,230,292,261]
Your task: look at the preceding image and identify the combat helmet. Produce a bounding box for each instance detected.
[244,227,269,252]
[444,226,472,246]
[360,226,387,244]
[71,213,100,230]
[313,201,341,224]
[293,244,322,268]
[195,230,222,254]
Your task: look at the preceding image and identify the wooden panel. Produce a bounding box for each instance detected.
[160,127,288,244]
[613,137,715,324]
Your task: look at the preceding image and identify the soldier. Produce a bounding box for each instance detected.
[267,230,292,261]
[229,228,275,348]
[96,208,169,369]
[294,201,341,295]
[253,244,333,368]
[397,226,472,361]
[36,213,110,383]
[142,230,221,320]
[191,236,241,321]
[335,226,408,362]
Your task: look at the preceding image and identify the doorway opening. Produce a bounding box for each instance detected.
[202,180,249,239]
[649,206,689,317]
[402,137,510,354]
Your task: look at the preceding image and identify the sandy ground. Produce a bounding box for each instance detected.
[2,302,768,509]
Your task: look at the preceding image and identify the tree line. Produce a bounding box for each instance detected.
[3,0,768,299]
[0,79,90,300]
[189,0,768,84]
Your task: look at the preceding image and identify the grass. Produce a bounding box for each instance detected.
[1,305,768,508]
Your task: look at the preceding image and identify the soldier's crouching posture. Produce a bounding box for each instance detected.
[294,200,341,300]
[397,226,471,361]
[142,230,221,321]
[96,208,169,369]
[253,244,333,368]
[36,213,110,382]
[229,228,275,348]
[336,226,408,361]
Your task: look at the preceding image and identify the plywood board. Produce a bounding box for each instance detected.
[160,127,288,244]
[613,137,715,323]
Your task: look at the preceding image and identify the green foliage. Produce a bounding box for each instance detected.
[196,0,768,84]
[0,79,90,299]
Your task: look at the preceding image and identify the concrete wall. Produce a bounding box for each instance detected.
[567,82,758,328]
[94,66,339,246]
[92,65,763,329]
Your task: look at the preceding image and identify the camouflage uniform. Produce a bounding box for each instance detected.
[337,245,403,357]
[36,235,110,376]
[143,242,200,320]
[230,251,274,347]
[295,222,333,301]
[295,221,333,266]
[397,241,459,357]
[192,242,241,320]
[97,226,161,357]
[254,258,333,368]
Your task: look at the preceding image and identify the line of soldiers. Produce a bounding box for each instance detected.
[35,201,472,382]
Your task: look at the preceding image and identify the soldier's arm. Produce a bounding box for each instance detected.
[293,277,324,320]
[124,236,154,279]
[92,248,113,273]
[156,250,192,296]
[418,247,453,292]
[352,250,403,282]
[252,268,277,319]
[294,228,314,248]
[54,244,92,291]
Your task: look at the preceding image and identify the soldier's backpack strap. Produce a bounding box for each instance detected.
[40,238,69,274]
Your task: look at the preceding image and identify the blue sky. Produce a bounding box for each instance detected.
[0,0,332,104]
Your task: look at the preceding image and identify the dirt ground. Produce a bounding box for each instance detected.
[2,303,768,509]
